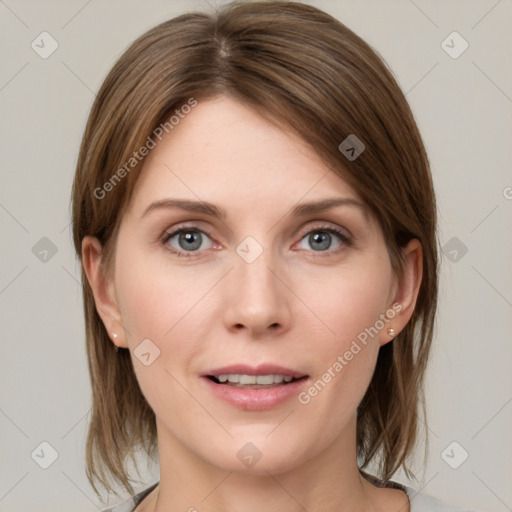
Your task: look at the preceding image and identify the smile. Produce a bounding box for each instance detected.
[208,373,306,388]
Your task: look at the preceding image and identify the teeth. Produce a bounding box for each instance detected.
[216,374,296,385]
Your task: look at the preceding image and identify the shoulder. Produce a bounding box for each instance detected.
[101,482,159,512]
[404,485,481,512]
[102,481,483,512]
[364,474,479,512]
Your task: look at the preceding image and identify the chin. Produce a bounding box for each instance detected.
[199,434,309,476]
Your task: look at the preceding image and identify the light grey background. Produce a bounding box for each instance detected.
[1,0,511,511]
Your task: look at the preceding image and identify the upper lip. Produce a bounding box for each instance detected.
[203,364,308,379]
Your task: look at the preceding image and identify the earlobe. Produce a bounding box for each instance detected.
[81,236,127,349]
[380,239,423,346]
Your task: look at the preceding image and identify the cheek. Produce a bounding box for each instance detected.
[293,260,392,407]
[115,248,202,342]
[113,252,207,408]
[295,259,393,344]
[116,269,169,341]
[113,247,216,395]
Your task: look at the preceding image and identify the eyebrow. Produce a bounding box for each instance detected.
[140,197,367,220]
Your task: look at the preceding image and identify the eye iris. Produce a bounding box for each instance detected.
[179,231,202,251]
[309,232,331,251]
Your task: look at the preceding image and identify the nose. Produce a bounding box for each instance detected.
[222,245,292,338]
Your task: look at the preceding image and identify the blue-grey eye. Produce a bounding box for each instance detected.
[298,228,346,252]
[310,232,331,251]
[166,229,213,252]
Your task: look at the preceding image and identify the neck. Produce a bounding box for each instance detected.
[149,417,395,512]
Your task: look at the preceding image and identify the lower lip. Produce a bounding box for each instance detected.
[202,376,309,411]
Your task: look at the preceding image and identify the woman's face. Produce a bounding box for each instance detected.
[89,95,417,474]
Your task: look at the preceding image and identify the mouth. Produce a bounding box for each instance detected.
[203,363,308,389]
[202,364,309,410]
[206,374,308,389]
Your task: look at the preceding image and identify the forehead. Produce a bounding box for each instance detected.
[128,96,362,215]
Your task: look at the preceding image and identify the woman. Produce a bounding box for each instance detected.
[72,1,474,511]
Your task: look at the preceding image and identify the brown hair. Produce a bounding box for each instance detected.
[72,0,438,498]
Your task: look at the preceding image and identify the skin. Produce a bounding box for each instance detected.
[83,95,422,512]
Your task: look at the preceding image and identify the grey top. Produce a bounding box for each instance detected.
[101,481,477,512]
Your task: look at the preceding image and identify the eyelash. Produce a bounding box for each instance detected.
[160,224,353,259]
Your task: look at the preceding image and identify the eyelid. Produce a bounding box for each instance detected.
[296,221,352,241]
[294,223,353,255]
[161,223,213,241]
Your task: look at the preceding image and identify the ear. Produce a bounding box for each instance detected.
[81,236,128,349]
[380,238,423,347]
